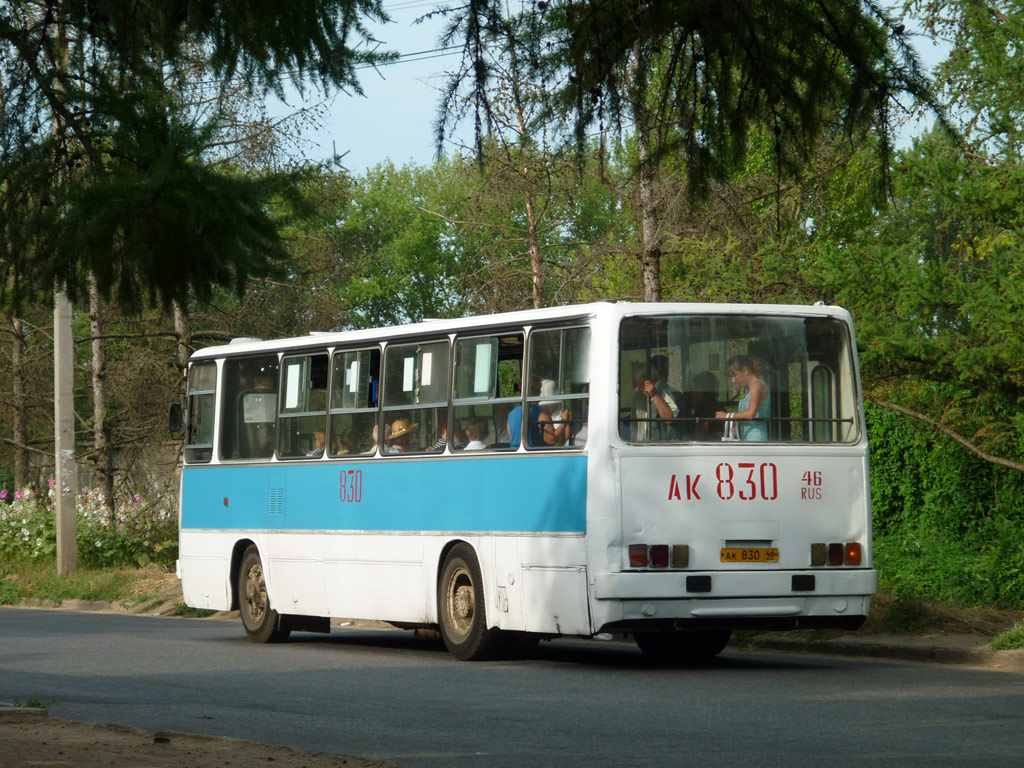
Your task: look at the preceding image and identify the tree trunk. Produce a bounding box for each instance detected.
[637,127,662,302]
[513,103,544,310]
[173,298,192,388]
[631,48,662,303]
[89,275,115,513]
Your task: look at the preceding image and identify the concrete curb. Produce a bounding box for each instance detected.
[738,634,1024,672]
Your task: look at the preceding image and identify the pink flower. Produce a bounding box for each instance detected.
[48,478,56,488]
[14,490,24,500]
[0,489,7,500]
[133,494,143,504]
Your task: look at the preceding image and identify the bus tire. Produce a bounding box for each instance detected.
[634,629,731,663]
[238,545,291,643]
[437,544,503,661]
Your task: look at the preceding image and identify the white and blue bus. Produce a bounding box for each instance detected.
[176,302,875,661]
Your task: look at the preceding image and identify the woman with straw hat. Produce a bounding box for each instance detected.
[386,417,417,454]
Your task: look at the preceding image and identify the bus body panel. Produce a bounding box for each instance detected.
[179,530,591,633]
[616,448,871,572]
[180,454,588,534]
[179,454,592,631]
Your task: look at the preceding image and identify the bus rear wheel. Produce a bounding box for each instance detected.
[438,544,504,661]
[634,629,731,663]
[238,545,291,643]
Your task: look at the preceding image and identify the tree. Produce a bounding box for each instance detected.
[438,0,941,298]
[0,0,392,311]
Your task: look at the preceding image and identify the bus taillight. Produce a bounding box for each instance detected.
[628,544,690,569]
[628,544,648,567]
[813,542,863,566]
[845,542,862,565]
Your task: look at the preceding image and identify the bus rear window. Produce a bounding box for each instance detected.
[619,315,859,444]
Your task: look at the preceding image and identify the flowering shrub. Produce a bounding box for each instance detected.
[0,483,178,568]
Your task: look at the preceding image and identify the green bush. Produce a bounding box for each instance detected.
[868,401,1024,610]
[0,483,178,569]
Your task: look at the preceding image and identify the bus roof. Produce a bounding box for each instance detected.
[190,301,853,360]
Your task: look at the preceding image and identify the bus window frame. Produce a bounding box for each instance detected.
[327,345,382,458]
[276,350,330,460]
[451,330,525,453]
[523,323,591,451]
[380,337,451,456]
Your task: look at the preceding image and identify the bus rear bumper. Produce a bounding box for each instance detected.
[593,568,877,600]
[591,569,876,632]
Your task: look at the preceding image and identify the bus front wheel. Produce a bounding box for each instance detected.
[634,629,731,663]
[238,545,291,643]
[437,544,503,661]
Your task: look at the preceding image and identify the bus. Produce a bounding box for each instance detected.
[175,302,876,661]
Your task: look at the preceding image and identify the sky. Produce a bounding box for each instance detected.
[279,2,952,175]
[280,1,461,174]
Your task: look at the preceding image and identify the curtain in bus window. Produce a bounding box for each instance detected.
[220,355,279,460]
[382,340,449,454]
[452,333,523,451]
[329,348,380,456]
[277,353,329,458]
[525,326,590,449]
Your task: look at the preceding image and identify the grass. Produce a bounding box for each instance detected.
[13,698,48,709]
[992,621,1024,651]
[0,559,175,611]
[170,602,218,618]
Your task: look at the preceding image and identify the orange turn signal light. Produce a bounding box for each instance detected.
[845,542,862,566]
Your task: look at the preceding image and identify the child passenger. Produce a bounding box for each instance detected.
[463,418,488,450]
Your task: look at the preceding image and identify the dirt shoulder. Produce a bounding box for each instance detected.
[0,709,395,768]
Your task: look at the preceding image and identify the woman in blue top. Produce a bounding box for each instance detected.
[715,355,771,441]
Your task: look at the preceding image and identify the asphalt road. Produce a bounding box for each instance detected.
[2,607,1023,768]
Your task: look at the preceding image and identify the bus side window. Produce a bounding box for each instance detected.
[184,362,217,463]
[452,333,523,452]
[329,348,381,456]
[220,355,279,460]
[525,326,590,449]
[278,353,329,458]
[382,339,449,454]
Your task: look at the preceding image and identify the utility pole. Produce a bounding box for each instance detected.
[54,288,77,575]
[53,9,77,575]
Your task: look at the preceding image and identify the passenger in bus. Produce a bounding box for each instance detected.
[630,363,680,441]
[507,403,543,448]
[306,428,325,457]
[432,422,448,452]
[716,355,770,441]
[492,403,513,444]
[463,418,488,450]
[540,406,573,446]
[331,428,359,455]
[433,421,466,452]
[686,370,724,441]
[386,418,417,454]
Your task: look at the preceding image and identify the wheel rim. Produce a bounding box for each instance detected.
[243,562,268,624]
[445,564,474,640]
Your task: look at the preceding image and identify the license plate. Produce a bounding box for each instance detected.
[720,547,779,563]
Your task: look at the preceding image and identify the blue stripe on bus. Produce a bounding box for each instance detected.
[180,454,588,533]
